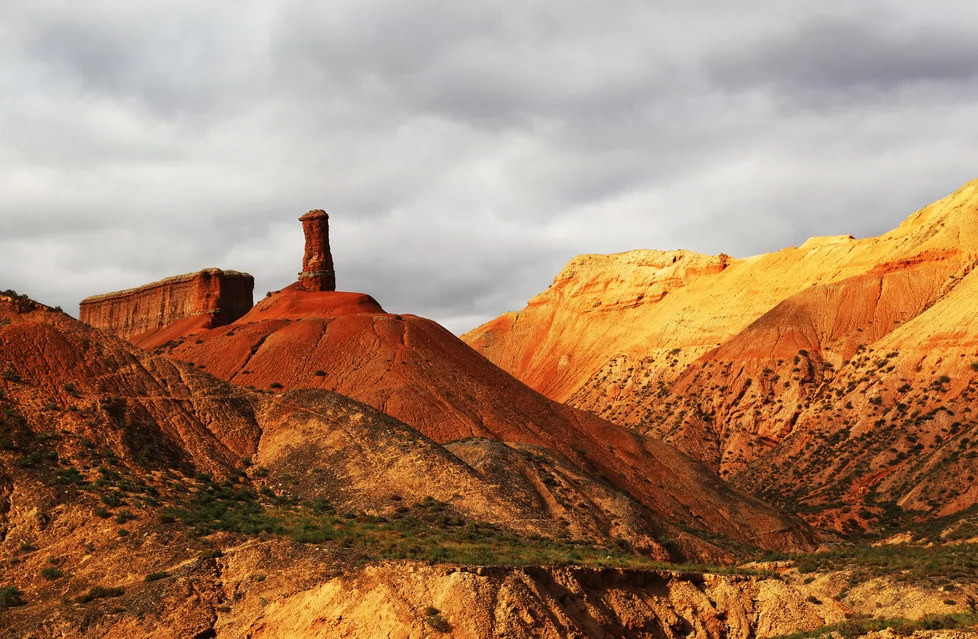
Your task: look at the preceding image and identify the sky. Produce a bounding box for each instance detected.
[1,1,977,334]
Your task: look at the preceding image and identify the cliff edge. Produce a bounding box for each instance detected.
[79,268,254,341]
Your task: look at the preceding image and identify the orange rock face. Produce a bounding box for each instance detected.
[79,268,254,341]
[463,179,978,529]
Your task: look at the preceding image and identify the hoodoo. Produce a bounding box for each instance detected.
[297,209,336,291]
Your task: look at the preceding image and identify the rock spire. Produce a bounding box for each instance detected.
[298,210,336,292]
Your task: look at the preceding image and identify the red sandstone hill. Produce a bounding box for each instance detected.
[153,282,814,556]
[5,293,629,529]
[462,179,978,531]
[2,292,704,634]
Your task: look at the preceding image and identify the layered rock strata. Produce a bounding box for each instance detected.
[79,268,254,340]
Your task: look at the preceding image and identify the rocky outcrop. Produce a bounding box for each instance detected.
[245,562,977,639]
[79,268,254,341]
[297,210,336,292]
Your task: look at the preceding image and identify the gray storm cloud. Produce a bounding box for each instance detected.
[1,1,976,333]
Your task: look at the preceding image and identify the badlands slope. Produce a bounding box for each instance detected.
[1,295,976,639]
[463,179,978,529]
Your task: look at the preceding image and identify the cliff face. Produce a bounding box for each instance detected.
[79,268,254,341]
[244,563,977,639]
[462,179,978,528]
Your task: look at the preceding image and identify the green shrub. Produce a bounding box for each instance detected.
[144,571,169,582]
[75,585,124,604]
[0,586,25,611]
[56,467,84,485]
[41,566,65,580]
[423,606,452,633]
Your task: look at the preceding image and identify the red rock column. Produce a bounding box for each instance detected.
[298,210,336,291]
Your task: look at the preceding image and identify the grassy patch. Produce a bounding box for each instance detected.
[766,543,978,585]
[161,482,753,570]
[770,611,978,639]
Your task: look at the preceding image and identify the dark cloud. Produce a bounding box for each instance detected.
[707,13,978,99]
[1,1,976,334]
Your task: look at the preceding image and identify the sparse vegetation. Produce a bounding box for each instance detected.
[766,543,978,585]
[75,585,124,604]
[423,606,452,633]
[41,566,65,580]
[0,586,25,611]
[770,612,978,639]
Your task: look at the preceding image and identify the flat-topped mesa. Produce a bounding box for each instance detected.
[297,210,336,292]
[79,268,254,340]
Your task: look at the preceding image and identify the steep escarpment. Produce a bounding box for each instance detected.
[79,268,254,342]
[463,179,978,529]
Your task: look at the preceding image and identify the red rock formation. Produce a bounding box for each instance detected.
[79,268,254,341]
[68,209,813,554]
[297,210,336,292]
